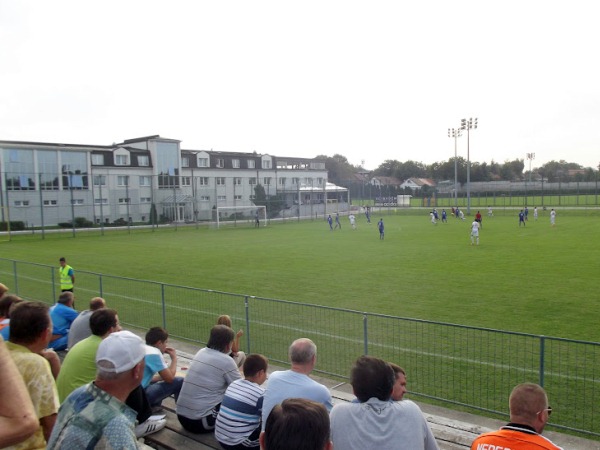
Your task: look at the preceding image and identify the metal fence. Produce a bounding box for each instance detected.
[1,258,598,438]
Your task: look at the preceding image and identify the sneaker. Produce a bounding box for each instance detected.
[135,418,166,438]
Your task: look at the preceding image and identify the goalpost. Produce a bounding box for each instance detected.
[215,205,267,229]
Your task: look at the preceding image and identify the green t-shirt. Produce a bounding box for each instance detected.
[57,335,102,403]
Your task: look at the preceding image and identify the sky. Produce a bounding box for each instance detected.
[1,1,599,172]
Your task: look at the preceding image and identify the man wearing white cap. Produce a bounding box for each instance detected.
[47,330,165,449]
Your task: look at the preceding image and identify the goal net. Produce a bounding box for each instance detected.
[214,206,267,229]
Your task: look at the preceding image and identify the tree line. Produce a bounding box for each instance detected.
[317,154,599,187]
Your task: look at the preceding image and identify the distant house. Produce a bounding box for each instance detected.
[400,178,436,191]
[369,176,402,188]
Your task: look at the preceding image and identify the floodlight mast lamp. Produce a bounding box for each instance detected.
[460,117,478,215]
[526,152,535,183]
[448,128,462,208]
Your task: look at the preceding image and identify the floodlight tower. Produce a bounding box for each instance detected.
[448,127,462,208]
[460,117,478,215]
[526,153,535,183]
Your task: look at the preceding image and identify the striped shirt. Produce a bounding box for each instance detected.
[215,379,265,447]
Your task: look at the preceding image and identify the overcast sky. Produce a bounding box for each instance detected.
[1,1,599,171]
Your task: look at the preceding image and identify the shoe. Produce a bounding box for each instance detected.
[135,418,166,438]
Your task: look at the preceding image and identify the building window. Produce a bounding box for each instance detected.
[140,197,152,203]
[317,178,323,185]
[216,177,225,185]
[247,159,255,169]
[279,177,286,186]
[200,195,210,201]
[216,158,224,168]
[139,176,151,187]
[198,177,209,186]
[198,157,209,167]
[94,198,108,205]
[292,177,299,185]
[181,157,189,168]
[117,176,129,186]
[71,199,84,205]
[262,159,271,169]
[249,177,257,185]
[181,176,191,186]
[115,155,129,166]
[93,175,106,186]
[91,154,104,165]
[234,194,242,200]
[264,177,271,185]
[249,194,256,201]
[138,155,150,166]
[118,198,130,204]
[232,159,240,168]
[14,200,30,207]
[217,195,227,201]
[234,177,242,185]
[43,200,58,206]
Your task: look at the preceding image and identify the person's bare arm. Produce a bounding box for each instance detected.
[40,349,61,379]
[0,338,38,447]
[157,347,178,382]
[40,413,57,442]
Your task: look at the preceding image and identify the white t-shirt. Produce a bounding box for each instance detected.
[471,221,480,235]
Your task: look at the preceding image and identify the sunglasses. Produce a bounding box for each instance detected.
[537,405,552,416]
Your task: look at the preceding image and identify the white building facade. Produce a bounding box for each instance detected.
[0,135,343,227]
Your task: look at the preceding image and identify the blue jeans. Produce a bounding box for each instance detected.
[48,335,68,351]
[145,377,184,407]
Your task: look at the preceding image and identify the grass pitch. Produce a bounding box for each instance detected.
[3,209,599,342]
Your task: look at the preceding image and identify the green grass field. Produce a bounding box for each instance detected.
[3,209,599,343]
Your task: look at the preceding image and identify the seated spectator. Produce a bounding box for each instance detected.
[6,301,60,449]
[216,354,269,450]
[259,398,332,450]
[0,294,24,340]
[390,362,407,401]
[261,338,332,429]
[143,326,184,409]
[0,335,38,448]
[217,314,246,368]
[176,325,242,433]
[330,355,438,450]
[0,282,8,299]
[47,330,165,449]
[56,308,121,402]
[48,292,79,351]
[470,383,562,450]
[67,296,106,349]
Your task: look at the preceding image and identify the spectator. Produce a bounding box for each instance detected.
[390,363,407,401]
[217,314,246,368]
[330,355,439,450]
[259,398,332,450]
[48,330,165,448]
[0,294,24,341]
[470,383,562,450]
[56,308,121,402]
[6,301,60,449]
[48,291,78,351]
[143,326,184,409]
[0,282,8,299]
[216,354,269,450]
[0,336,38,448]
[67,296,106,349]
[177,325,242,433]
[261,338,332,430]
[58,257,75,292]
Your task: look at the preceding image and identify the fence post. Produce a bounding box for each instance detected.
[51,266,56,304]
[99,274,103,298]
[363,313,368,355]
[539,335,546,387]
[245,296,251,354]
[161,283,167,329]
[12,260,18,295]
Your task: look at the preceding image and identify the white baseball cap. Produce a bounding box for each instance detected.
[96,330,145,373]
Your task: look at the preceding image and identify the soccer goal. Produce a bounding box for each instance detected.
[215,206,267,229]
